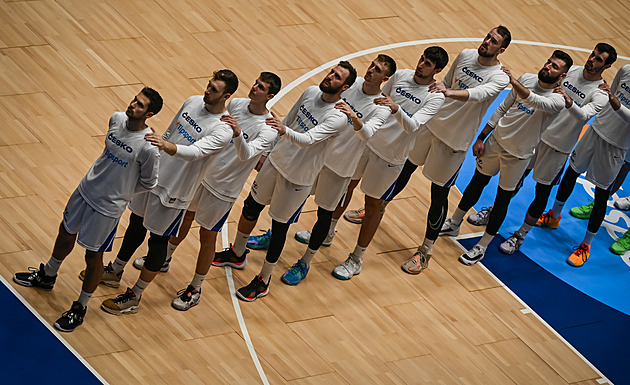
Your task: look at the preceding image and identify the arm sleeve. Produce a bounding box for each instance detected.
[487,88,517,128]
[615,104,630,122]
[172,124,233,160]
[233,127,278,160]
[381,74,395,96]
[161,102,188,141]
[134,147,160,193]
[355,105,391,141]
[566,89,608,121]
[442,52,461,88]
[393,94,445,133]
[467,72,509,102]
[282,91,306,126]
[524,91,566,113]
[283,114,347,147]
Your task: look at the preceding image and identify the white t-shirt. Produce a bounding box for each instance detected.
[489,73,565,159]
[425,49,510,151]
[78,112,159,218]
[201,98,277,201]
[591,65,630,150]
[268,86,349,186]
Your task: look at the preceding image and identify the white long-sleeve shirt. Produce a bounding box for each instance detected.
[153,95,232,209]
[425,49,510,151]
[78,112,160,218]
[591,65,630,150]
[362,69,445,165]
[489,73,565,159]
[268,86,349,186]
[201,98,277,201]
[323,77,390,177]
[541,66,608,153]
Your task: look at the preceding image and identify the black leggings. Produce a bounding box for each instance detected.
[527,182,554,219]
[390,159,418,200]
[265,220,290,264]
[426,183,451,241]
[309,207,334,250]
[116,212,169,272]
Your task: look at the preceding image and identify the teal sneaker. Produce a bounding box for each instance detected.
[610,230,630,255]
[569,201,594,219]
[281,260,309,285]
[247,229,271,250]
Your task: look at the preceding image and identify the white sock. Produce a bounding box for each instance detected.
[551,200,565,218]
[477,232,494,249]
[352,244,367,259]
[77,291,93,308]
[131,278,150,299]
[329,218,339,234]
[518,223,533,238]
[233,230,250,256]
[111,257,128,274]
[259,260,277,284]
[300,248,317,265]
[451,208,467,225]
[582,230,597,246]
[422,238,435,253]
[166,242,178,260]
[190,273,205,290]
[43,256,63,276]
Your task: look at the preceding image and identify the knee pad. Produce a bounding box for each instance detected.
[144,233,169,272]
[242,194,264,222]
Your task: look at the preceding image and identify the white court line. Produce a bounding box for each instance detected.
[0,274,110,385]
[451,232,613,385]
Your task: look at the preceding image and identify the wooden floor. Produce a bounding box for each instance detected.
[1,0,629,383]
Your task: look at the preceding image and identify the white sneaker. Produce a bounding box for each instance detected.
[467,206,492,226]
[294,230,335,246]
[499,232,525,255]
[439,217,461,236]
[458,245,486,266]
[614,196,630,210]
[332,254,362,280]
[132,256,171,272]
[171,285,201,311]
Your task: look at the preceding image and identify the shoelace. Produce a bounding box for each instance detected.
[114,290,135,304]
[572,245,589,262]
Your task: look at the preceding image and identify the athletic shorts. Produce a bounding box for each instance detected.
[129,191,185,237]
[353,148,403,200]
[531,141,568,185]
[408,127,465,188]
[251,161,310,224]
[187,185,233,231]
[62,189,119,252]
[476,135,531,191]
[311,166,352,211]
[569,128,626,189]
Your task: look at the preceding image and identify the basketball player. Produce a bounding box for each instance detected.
[441,50,573,266]
[497,44,617,255]
[13,88,163,331]
[213,62,356,301]
[97,70,238,315]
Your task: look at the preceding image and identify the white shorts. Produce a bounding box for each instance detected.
[409,127,465,187]
[353,148,403,200]
[251,161,310,224]
[187,185,233,231]
[62,190,119,252]
[311,166,352,211]
[569,128,626,189]
[476,135,530,191]
[129,191,185,236]
[531,141,568,185]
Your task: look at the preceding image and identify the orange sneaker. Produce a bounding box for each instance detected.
[566,242,590,267]
[537,209,561,229]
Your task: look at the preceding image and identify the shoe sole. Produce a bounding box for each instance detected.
[54,322,80,332]
[343,213,363,224]
[236,289,268,302]
[458,253,484,266]
[212,260,247,269]
[294,233,333,247]
[439,229,460,237]
[569,211,590,219]
[331,269,361,280]
[12,276,55,290]
[100,303,139,316]
[401,265,422,275]
[467,218,489,226]
[246,244,269,250]
[133,258,170,272]
[172,298,201,311]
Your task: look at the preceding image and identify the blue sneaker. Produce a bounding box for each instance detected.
[247,229,271,250]
[281,260,309,285]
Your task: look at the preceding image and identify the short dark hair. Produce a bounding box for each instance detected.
[338,60,357,87]
[213,69,239,95]
[424,46,449,71]
[376,54,397,77]
[141,87,163,115]
[552,50,573,72]
[495,25,512,49]
[594,43,617,66]
[259,72,282,95]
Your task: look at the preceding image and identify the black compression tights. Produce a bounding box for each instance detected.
[390,159,418,200]
[265,220,290,264]
[425,183,451,241]
[308,207,334,250]
[116,213,147,262]
[486,187,514,236]
[527,182,554,219]
[458,170,492,212]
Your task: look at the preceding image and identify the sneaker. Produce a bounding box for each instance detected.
[171,285,201,311]
[439,217,461,237]
[467,206,492,226]
[343,208,365,224]
[569,201,594,219]
[614,196,630,210]
[332,254,362,280]
[54,301,86,332]
[401,245,432,275]
[294,230,335,246]
[499,232,525,255]
[281,260,310,285]
[13,263,56,290]
[212,245,248,269]
[567,242,590,267]
[537,210,561,229]
[132,256,171,272]
[610,230,630,255]
[247,229,272,250]
[79,262,122,288]
[458,245,486,266]
[236,275,269,302]
[101,288,140,315]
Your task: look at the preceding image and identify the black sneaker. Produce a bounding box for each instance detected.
[54,301,86,332]
[13,263,56,290]
[212,245,248,269]
[236,275,269,302]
